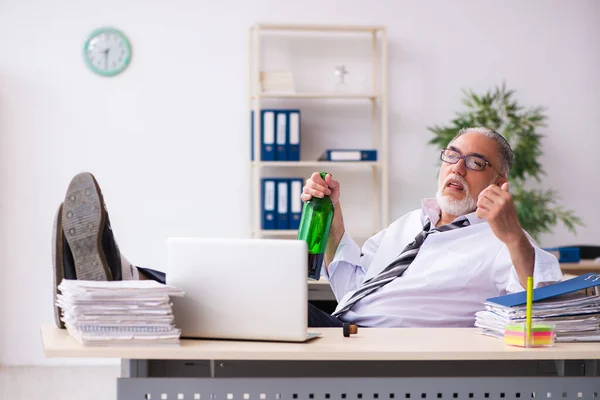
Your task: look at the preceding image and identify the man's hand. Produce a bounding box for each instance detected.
[300,173,344,272]
[476,182,526,246]
[477,182,534,287]
[301,172,340,205]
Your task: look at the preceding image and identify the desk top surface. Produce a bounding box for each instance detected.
[559,261,600,272]
[41,324,600,361]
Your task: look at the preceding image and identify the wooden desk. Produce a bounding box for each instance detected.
[560,261,600,275]
[40,324,600,361]
[41,325,600,400]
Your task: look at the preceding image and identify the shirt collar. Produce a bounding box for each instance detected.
[421,198,486,227]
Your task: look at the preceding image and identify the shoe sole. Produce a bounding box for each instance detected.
[61,172,112,281]
[52,203,66,329]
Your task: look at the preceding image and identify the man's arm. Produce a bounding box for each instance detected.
[477,182,534,289]
[300,172,387,294]
[505,233,535,288]
[324,202,345,273]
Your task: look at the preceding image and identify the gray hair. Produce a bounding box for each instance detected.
[450,127,514,176]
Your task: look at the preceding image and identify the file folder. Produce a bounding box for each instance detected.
[275,111,288,161]
[276,178,289,229]
[250,110,275,161]
[487,273,600,307]
[289,178,303,230]
[319,149,377,162]
[543,246,581,263]
[251,111,255,161]
[288,110,301,161]
[261,178,276,230]
[262,110,276,161]
[251,109,298,161]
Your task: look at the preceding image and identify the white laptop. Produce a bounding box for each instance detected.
[166,237,321,342]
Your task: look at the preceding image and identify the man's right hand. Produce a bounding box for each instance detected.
[301,172,341,205]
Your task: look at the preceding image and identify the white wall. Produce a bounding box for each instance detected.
[0,0,598,365]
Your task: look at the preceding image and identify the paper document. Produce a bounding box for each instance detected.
[56,279,185,346]
[475,290,600,342]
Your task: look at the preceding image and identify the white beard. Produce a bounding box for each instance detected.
[436,174,477,217]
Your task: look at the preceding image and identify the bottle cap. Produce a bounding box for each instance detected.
[343,323,358,337]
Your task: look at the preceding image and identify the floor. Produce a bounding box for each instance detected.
[0,366,120,400]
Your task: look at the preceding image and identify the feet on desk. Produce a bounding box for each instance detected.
[52,172,138,328]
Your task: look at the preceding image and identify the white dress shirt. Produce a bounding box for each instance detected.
[323,198,563,327]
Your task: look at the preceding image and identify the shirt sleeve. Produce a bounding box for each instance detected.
[322,229,386,302]
[504,246,563,293]
[491,231,563,295]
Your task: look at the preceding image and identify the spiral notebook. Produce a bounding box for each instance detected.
[56,279,185,346]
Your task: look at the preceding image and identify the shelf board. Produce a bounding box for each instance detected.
[253,24,386,33]
[257,230,376,238]
[254,93,378,100]
[258,230,299,237]
[252,161,379,168]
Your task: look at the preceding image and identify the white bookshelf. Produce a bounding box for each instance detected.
[254,23,386,33]
[258,229,379,239]
[249,23,389,240]
[255,93,379,99]
[251,161,380,168]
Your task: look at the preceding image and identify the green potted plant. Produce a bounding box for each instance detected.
[428,83,582,242]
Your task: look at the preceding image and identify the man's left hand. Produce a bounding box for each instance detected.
[476,182,525,246]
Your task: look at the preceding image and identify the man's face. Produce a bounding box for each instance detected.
[436,132,506,216]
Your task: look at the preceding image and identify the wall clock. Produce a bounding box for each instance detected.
[83,27,132,77]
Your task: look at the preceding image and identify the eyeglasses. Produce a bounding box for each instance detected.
[440,148,504,176]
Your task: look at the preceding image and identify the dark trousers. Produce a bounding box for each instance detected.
[137,267,345,328]
[138,266,166,284]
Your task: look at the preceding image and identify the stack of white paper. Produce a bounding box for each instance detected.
[56,279,185,346]
[475,292,600,342]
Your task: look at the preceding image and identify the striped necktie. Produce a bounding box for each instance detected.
[332,218,470,318]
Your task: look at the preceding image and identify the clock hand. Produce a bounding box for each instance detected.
[103,48,109,70]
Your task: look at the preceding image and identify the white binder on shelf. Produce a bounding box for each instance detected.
[276,111,288,161]
[261,178,276,230]
[262,111,275,161]
[276,179,289,229]
[288,111,300,161]
[289,178,303,230]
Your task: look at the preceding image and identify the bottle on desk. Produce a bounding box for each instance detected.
[297,172,335,280]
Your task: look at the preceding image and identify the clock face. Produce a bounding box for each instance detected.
[83,28,131,76]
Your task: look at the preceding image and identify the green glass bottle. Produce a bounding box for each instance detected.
[297,172,335,280]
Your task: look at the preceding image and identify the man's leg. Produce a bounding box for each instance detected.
[136,274,340,326]
[54,174,165,286]
[53,172,144,328]
[60,172,138,280]
[308,303,344,327]
[53,173,339,329]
